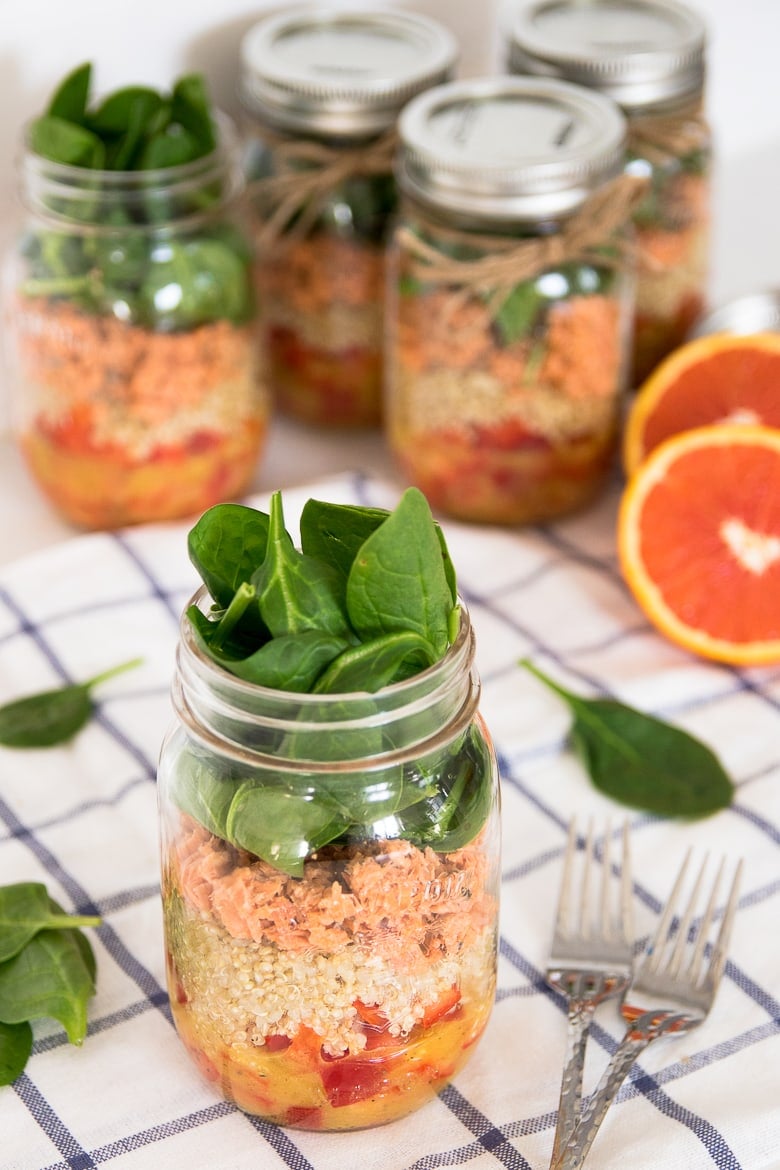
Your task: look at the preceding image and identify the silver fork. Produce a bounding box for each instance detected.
[546,820,634,1166]
[551,849,743,1170]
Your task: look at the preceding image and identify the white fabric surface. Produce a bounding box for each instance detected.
[0,471,777,1170]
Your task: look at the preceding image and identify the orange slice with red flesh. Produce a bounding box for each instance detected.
[618,424,780,665]
[623,332,780,474]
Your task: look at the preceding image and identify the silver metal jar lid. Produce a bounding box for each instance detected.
[397,76,627,222]
[239,6,458,138]
[507,0,707,110]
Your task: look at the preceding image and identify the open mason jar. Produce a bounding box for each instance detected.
[158,588,500,1130]
[3,115,267,529]
[238,6,457,428]
[508,0,711,386]
[387,76,637,525]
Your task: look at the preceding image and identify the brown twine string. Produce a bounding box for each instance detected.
[248,127,398,251]
[629,103,708,164]
[397,173,648,320]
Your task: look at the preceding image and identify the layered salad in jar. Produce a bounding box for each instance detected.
[159,489,500,1128]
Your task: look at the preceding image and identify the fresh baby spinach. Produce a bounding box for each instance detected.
[300,496,457,605]
[0,883,100,963]
[344,488,453,657]
[0,658,142,749]
[22,64,254,331]
[251,492,352,641]
[187,488,456,692]
[171,489,494,874]
[0,884,100,1085]
[188,502,270,609]
[521,660,734,817]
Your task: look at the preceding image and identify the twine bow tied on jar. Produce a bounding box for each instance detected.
[395,173,648,326]
[248,128,398,251]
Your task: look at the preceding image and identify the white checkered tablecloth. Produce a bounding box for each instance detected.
[0,472,778,1170]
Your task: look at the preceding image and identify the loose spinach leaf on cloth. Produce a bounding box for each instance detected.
[0,1020,33,1086]
[0,658,142,749]
[520,659,734,817]
[0,883,100,963]
[0,887,100,1085]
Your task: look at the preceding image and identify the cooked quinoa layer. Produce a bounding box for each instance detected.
[14,300,265,459]
[167,893,496,1056]
[165,816,498,1056]
[394,367,618,443]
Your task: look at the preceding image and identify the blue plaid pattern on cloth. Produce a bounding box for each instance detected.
[0,472,778,1170]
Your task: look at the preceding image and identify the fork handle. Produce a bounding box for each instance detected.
[550,1028,655,1170]
[549,1001,596,1165]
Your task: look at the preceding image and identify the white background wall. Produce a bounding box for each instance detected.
[0,0,778,429]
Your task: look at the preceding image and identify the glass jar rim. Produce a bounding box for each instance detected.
[18,110,244,232]
[172,585,481,773]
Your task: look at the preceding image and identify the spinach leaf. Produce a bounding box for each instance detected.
[0,883,100,963]
[252,491,353,640]
[207,582,257,652]
[300,497,457,604]
[0,1020,32,1087]
[0,658,142,749]
[493,281,545,346]
[346,487,453,657]
[399,727,494,851]
[227,631,348,691]
[313,630,437,694]
[140,238,252,328]
[138,125,202,171]
[0,928,96,1045]
[171,74,217,155]
[225,784,347,878]
[521,660,734,817]
[188,502,270,608]
[168,755,236,840]
[28,116,106,168]
[88,85,163,136]
[47,62,91,124]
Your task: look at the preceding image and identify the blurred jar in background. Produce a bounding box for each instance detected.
[508,0,711,387]
[387,76,639,526]
[238,6,457,428]
[3,115,266,530]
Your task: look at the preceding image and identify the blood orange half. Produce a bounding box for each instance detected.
[623,332,780,474]
[618,424,780,665]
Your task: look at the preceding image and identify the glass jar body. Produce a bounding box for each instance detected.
[158,597,500,1130]
[627,99,711,385]
[245,132,396,428]
[3,135,268,530]
[386,200,633,525]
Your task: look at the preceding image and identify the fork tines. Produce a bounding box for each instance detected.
[553,819,633,959]
[640,850,743,997]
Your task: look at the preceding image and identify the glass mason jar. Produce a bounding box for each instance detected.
[158,588,500,1130]
[508,0,711,386]
[387,77,636,526]
[2,116,267,530]
[238,7,457,428]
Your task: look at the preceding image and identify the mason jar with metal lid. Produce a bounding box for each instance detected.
[507,0,711,386]
[238,6,457,428]
[387,75,640,526]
